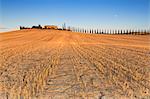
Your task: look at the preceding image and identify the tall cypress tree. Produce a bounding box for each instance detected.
[120,29,122,34]
[117,29,119,34]
[126,29,128,34]
[123,30,126,34]
[97,29,99,34]
[129,29,131,35]
[89,29,91,33]
[95,29,97,34]
[102,29,103,34]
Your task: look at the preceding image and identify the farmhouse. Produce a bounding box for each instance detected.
[44,25,58,30]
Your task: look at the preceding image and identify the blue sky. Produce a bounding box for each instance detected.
[0,0,149,31]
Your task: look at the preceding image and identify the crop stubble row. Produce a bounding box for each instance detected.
[0,29,150,99]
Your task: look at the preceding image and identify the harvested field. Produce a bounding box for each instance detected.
[0,29,150,99]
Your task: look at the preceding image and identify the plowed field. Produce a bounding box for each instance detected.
[0,30,150,99]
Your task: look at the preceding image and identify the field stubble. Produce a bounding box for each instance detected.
[0,29,150,99]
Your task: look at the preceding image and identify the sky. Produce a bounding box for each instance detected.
[0,0,149,32]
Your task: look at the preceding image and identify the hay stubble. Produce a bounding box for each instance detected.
[0,30,150,99]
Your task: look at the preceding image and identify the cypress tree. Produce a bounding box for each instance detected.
[84,28,86,33]
[120,29,122,34]
[91,29,93,34]
[129,29,131,35]
[115,30,117,34]
[126,29,128,34]
[123,30,126,35]
[101,29,103,34]
[97,29,99,34]
[117,29,119,34]
[144,29,147,35]
[99,29,101,34]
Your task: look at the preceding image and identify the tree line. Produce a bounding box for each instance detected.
[70,27,150,35]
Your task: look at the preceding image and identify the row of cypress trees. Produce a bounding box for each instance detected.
[70,27,150,35]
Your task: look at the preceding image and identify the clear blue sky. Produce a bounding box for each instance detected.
[0,0,149,31]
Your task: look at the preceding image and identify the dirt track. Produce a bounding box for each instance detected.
[0,29,150,99]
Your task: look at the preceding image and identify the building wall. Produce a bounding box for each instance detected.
[44,26,58,29]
